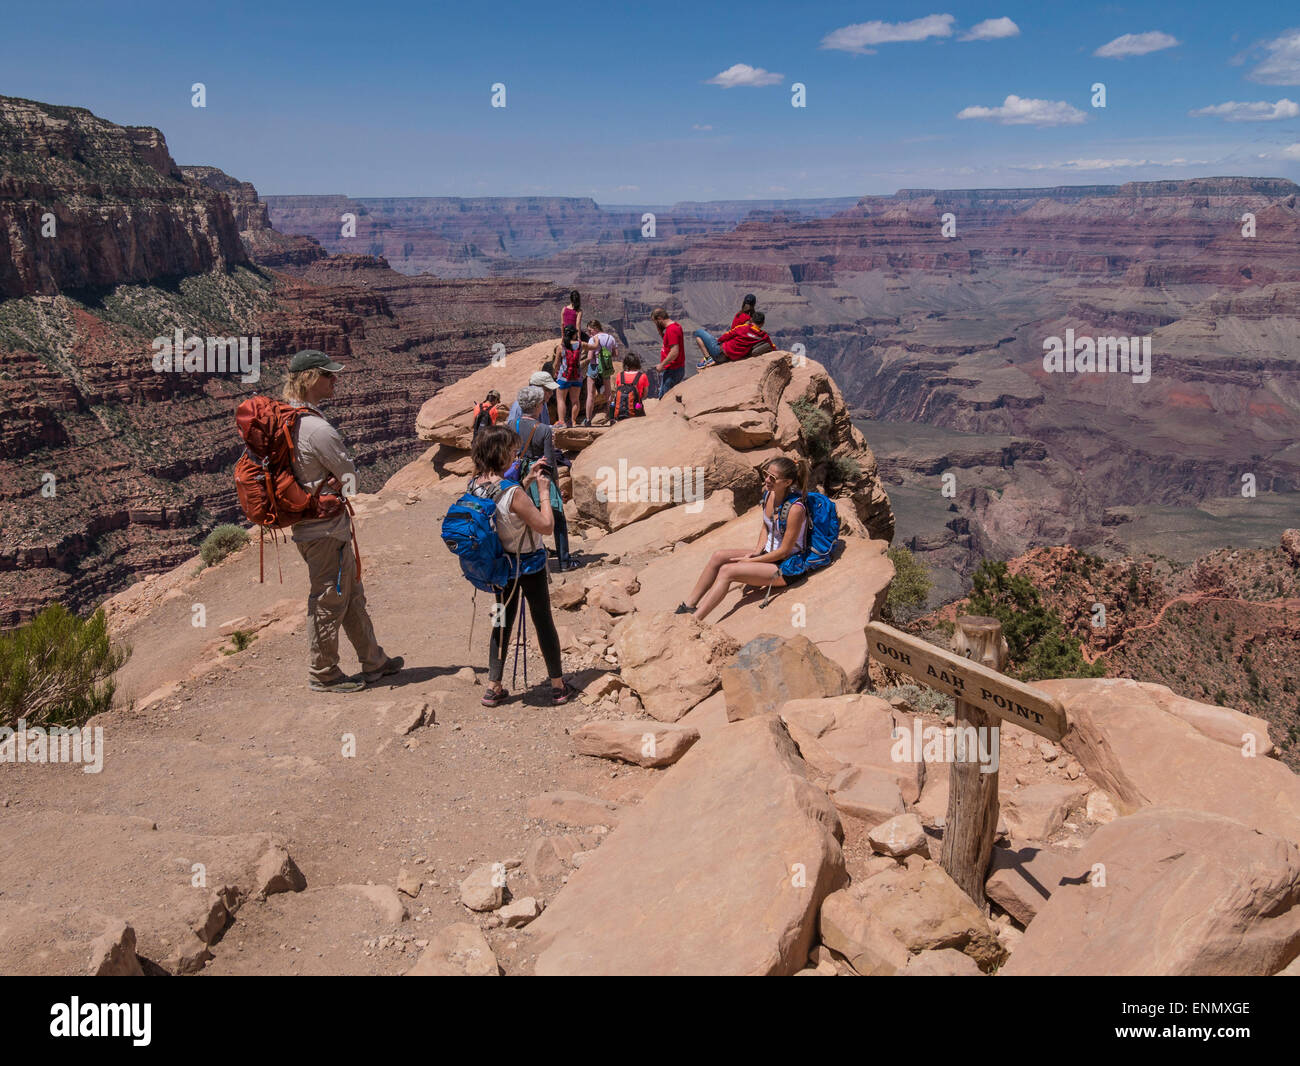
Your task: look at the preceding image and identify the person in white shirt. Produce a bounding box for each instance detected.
[675,457,810,621]
[284,350,401,693]
[580,319,620,427]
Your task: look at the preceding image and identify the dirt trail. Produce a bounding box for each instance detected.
[0,477,652,976]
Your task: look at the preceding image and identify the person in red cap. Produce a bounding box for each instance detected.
[694,311,776,371]
[283,349,402,693]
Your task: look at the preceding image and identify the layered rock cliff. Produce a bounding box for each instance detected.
[0,96,248,298]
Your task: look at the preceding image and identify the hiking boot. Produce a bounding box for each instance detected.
[362,655,404,684]
[310,674,366,693]
[674,602,695,615]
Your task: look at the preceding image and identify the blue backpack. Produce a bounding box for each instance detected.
[765,490,841,579]
[441,479,548,591]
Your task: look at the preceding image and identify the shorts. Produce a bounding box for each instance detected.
[586,364,604,388]
[556,378,583,390]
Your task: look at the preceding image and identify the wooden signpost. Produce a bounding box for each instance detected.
[866,617,1070,910]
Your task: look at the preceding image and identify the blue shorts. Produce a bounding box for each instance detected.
[556,378,582,390]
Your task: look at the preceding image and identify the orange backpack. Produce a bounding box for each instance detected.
[234,396,352,581]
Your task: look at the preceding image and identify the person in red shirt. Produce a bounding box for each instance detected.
[695,311,776,370]
[694,294,758,365]
[607,352,650,420]
[652,307,685,398]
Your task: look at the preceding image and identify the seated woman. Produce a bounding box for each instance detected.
[468,423,576,707]
[675,456,809,620]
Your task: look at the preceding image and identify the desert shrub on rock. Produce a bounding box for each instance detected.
[200,524,249,568]
[884,546,932,621]
[0,605,129,728]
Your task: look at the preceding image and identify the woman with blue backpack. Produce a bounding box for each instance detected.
[675,456,837,620]
[464,423,575,707]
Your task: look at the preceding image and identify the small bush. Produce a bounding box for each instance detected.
[223,629,256,655]
[885,546,933,621]
[791,397,833,461]
[0,605,129,728]
[826,454,862,486]
[200,524,249,568]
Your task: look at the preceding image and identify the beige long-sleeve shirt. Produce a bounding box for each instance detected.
[289,402,356,542]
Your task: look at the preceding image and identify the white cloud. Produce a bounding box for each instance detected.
[707,64,784,88]
[1189,98,1300,121]
[960,17,1019,41]
[820,14,955,55]
[1280,143,1300,160]
[957,95,1088,126]
[1011,157,1209,171]
[1094,31,1180,58]
[1247,29,1300,84]
[691,124,713,131]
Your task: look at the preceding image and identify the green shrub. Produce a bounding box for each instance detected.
[200,524,249,568]
[223,629,256,655]
[885,546,933,622]
[826,454,862,486]
[791,397,833,462]
[0,605,129,728]
[966,560,1106,681]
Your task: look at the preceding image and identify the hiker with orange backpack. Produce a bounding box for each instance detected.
[607,352,649,421]
[281,350,402,693]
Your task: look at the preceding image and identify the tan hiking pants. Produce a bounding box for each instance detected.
[297,535,387,681]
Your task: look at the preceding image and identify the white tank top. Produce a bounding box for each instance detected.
[764,496,808,554]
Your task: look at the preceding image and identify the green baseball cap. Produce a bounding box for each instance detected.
[288,349,345,373]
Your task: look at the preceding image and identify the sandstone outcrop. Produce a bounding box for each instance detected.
[1004,808,1300,976]
[528,716,846,975]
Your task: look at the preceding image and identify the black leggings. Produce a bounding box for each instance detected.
[488,569,564,684]
[551,508,571,564]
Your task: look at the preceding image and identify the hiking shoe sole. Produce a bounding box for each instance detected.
[362,655,404,684]
[310,676,366,693]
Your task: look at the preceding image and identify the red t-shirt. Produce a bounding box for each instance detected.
[731,311,751,329]
[614,371,649,398]
[659,321,685,370]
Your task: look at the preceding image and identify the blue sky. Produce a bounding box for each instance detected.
[3,1,1299,201]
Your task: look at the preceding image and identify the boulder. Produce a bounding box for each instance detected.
[1039,678,1300,845]
[632,512,893,687]
[574,720,700,768]
[868,813,929,858]
[1001,783,1088,842]
[721,634,848,722]
[1003,808,1300,976]
[499,897,542,928]
[818,890,910,975]
[571,413,760,530]
[528,716,846,975]
[984,846,1070,926]
[526,791,624,827]
[459,864,505,912]
[677,351,793,423]
[87,920,143,977]
[613,611,741,722]
[406,923,499,976]
[827,766,906,827]
[782,694,924,804]
[852,858,1006,971]
[592,490,739,560]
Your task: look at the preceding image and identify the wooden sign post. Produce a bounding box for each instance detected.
[866,617,1069,910]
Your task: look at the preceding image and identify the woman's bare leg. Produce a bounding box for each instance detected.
[694,561,782,620]
[686,548,754,609]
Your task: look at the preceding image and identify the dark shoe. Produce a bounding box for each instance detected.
[674,602,695,615]
[579,417,591,427]
[696,359,711,371]
[362,655,404,684]
[310,674,366,693]
[549,680,578,705]
[481,685,508,707]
